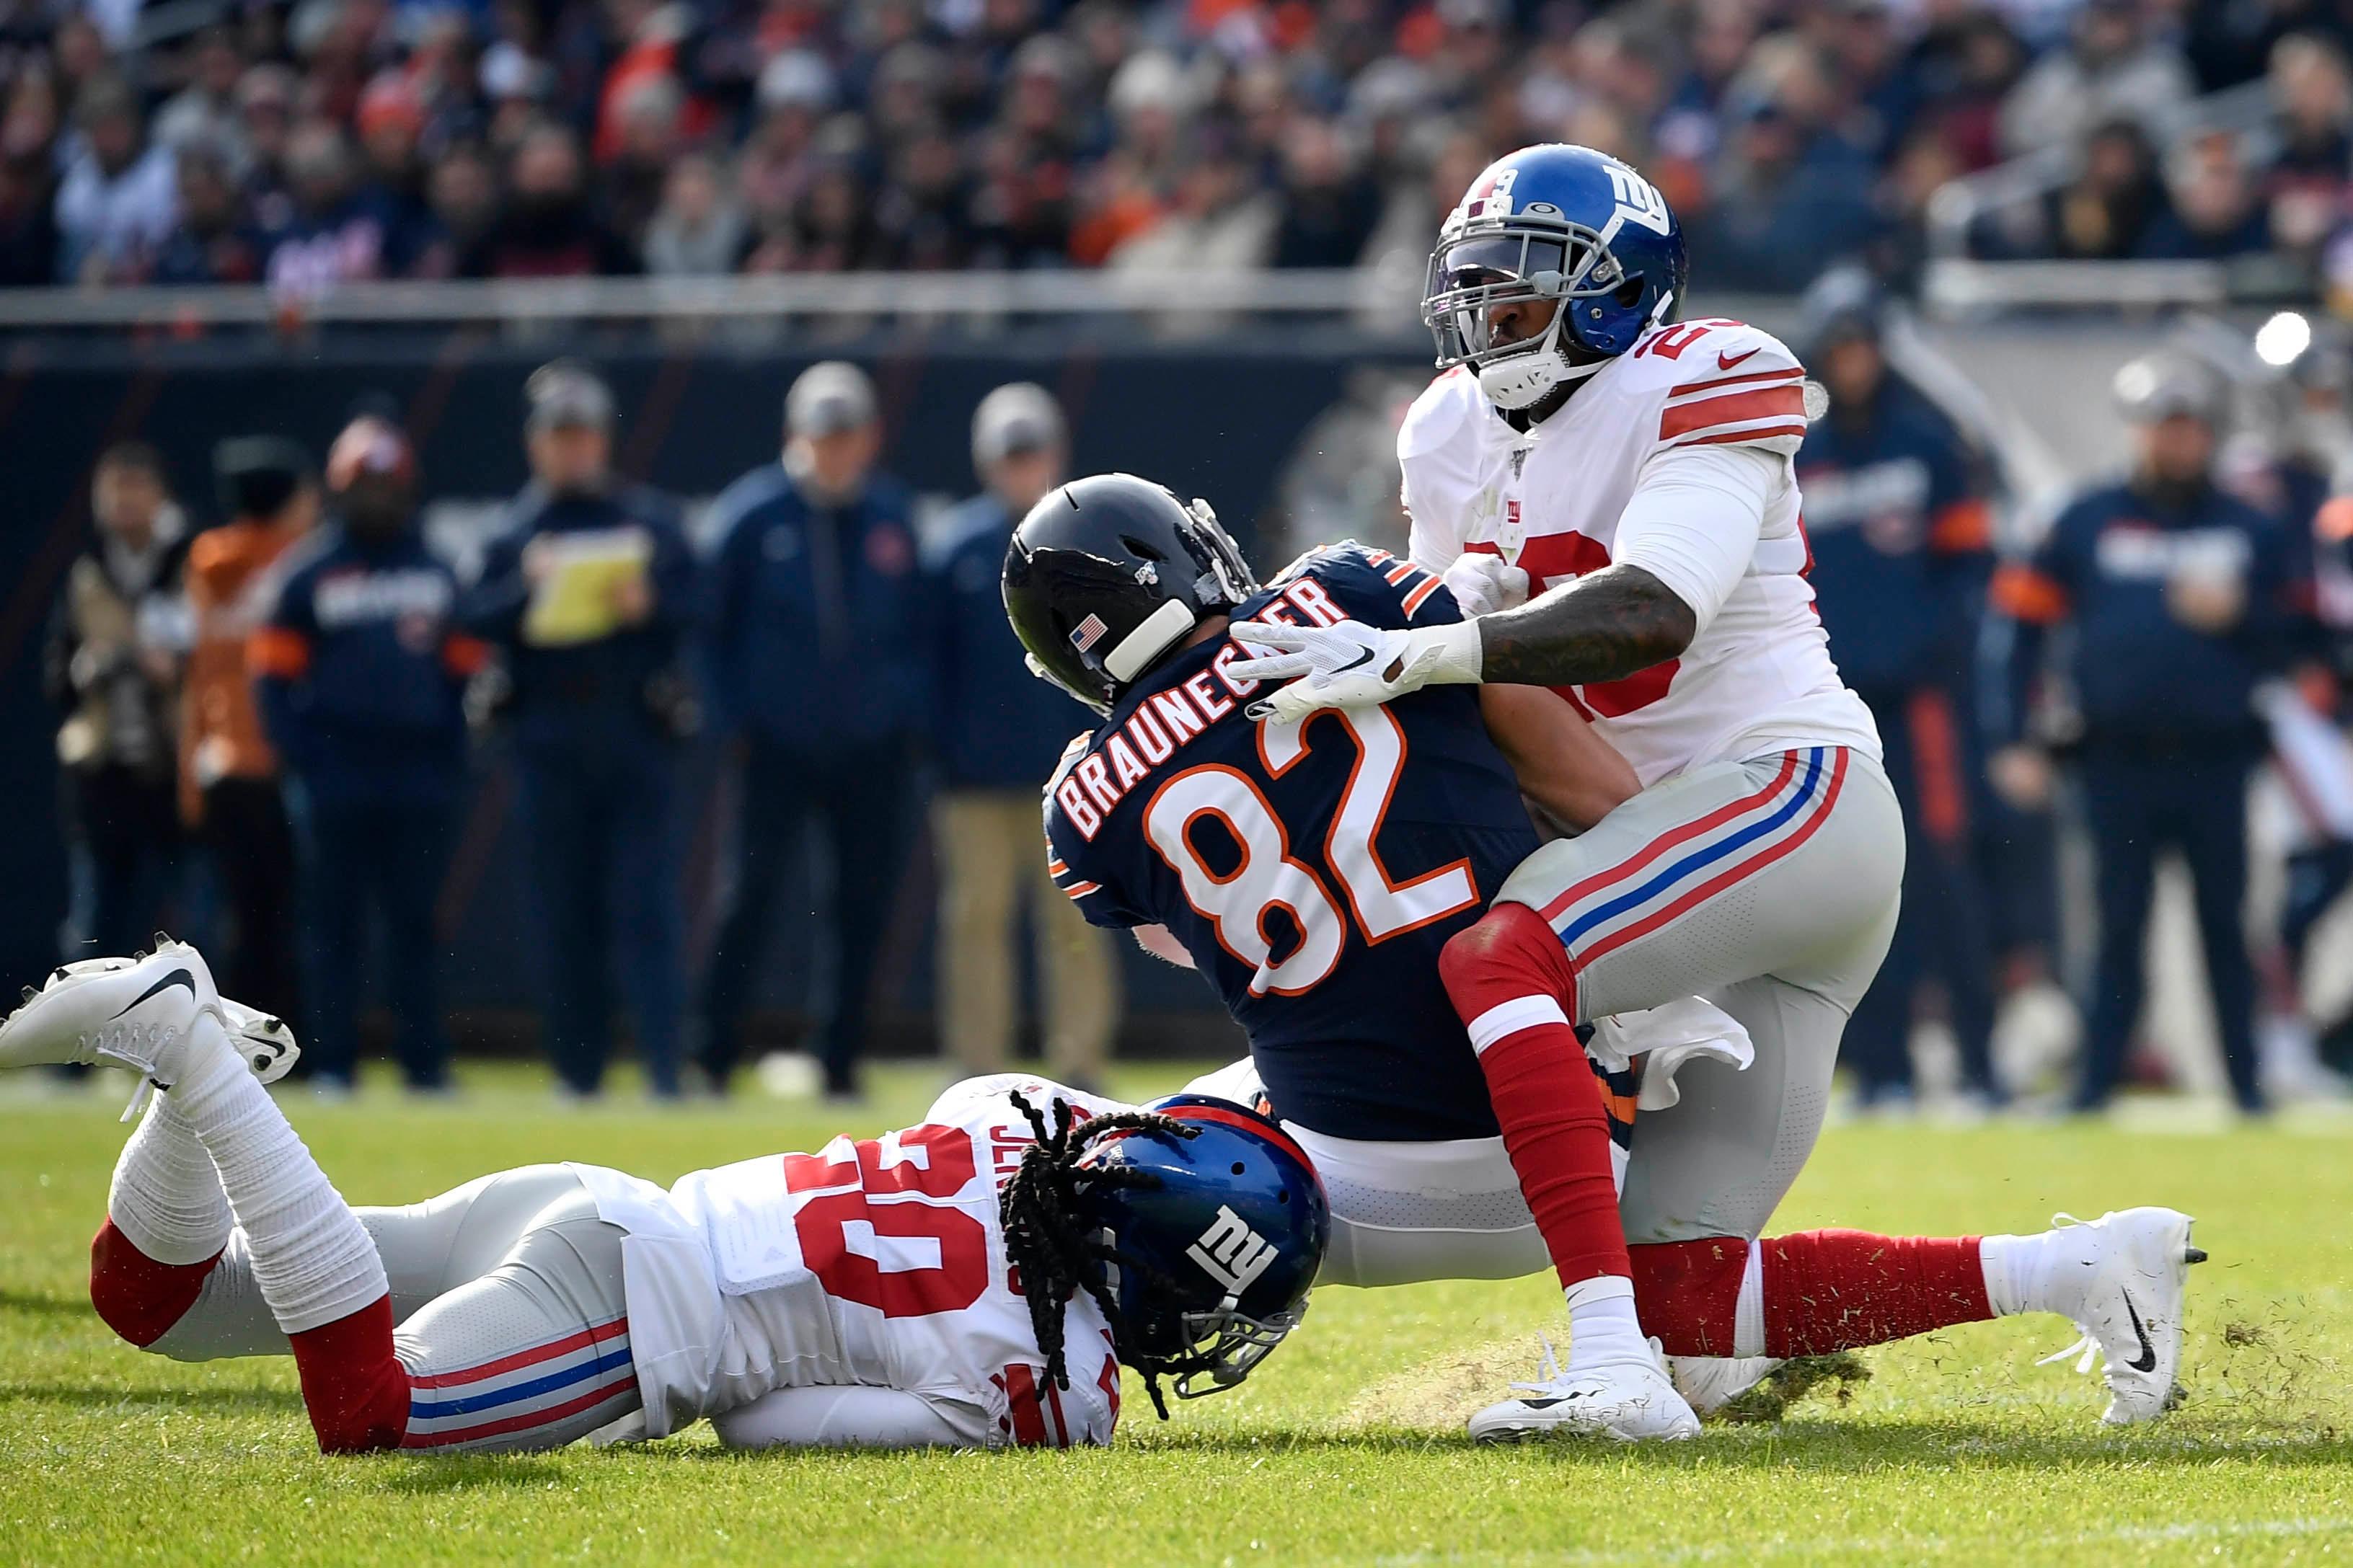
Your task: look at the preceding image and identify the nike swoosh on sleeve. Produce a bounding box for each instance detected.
[1717,347,1761,371]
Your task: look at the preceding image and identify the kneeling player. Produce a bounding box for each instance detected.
[1010,474,2204,1439]
[2,945,1325,1453]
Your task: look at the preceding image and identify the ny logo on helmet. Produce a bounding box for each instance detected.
[1188,1205,1279,1295]
[1603,164,1672,241]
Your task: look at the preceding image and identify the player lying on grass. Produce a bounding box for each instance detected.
[1007,473,2207,1440]
[0,944,1327,1453]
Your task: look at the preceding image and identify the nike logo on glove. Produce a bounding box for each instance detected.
[111,969,195,1019]
[2122,1292,2158,1373]
[1718,347,1761,371]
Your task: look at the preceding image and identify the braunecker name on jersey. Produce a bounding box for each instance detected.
[1399,316,1881,787]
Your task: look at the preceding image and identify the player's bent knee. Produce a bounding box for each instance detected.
[89,1220,221,1350]
[1438,903,1578,1019]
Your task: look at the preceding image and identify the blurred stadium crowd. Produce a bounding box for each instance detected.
[9,0,2353,295]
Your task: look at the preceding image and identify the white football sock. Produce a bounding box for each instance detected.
[164,1014,387,1334]
[107,1092,231,1266]
[1564,1275,1650,1368]
[1979,1232,2053,1318]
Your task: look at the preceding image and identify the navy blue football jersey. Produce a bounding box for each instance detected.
[1043,543,1540,1140]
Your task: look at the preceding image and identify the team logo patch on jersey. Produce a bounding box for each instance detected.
[1070,614,1108,652]
[1187,1205,1279,1295]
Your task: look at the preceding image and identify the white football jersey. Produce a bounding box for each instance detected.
[1400,316,1881,787]
[572,1075,1134,1448]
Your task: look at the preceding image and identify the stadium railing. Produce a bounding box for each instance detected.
[0,267,1429,335]
[1920,77,2317,314]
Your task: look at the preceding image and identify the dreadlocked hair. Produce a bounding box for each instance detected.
[999,1089,1199,1419]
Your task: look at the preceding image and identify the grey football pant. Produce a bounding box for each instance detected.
[144,1164,640,1452]
[1186,749,1900,1284]
[1494,746,1904,1244]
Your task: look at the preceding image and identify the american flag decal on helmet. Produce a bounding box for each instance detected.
[1070,614,1108,652]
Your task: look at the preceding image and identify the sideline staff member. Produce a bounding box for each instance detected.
[1989,353,2292,1114]
[927,384,1120,1090]
[253,417,480,1092]
[699,362,929,1104]
[463,362,697,1099]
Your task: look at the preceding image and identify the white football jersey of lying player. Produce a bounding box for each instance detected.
[1399,316,1881,787]
[570,1074,1133,1448]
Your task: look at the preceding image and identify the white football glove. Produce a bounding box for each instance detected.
[1440,554,1529,618]
[1226,618,1483,723]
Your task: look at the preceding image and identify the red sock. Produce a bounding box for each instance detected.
[89,1220,222,1348]
[287,1295,412,1453]
[1625,1235,1748,1357]
[1630,1231,1995,1357]
[1760,1231,1991,1355]
[1439,905,1628,1286]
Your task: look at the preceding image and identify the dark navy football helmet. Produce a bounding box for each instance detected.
[1002,472,1257,717]
[1423,143,1689,410]
[1076,1093,1328,1399]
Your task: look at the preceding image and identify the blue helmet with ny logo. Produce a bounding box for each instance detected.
[1423,143,1689,411]
[1075,1094,1328,1402]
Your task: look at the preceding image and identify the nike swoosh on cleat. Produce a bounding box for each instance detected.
[2122,1292,2158,1373]
[1717,347,1761,371]
[110,968,195,1020]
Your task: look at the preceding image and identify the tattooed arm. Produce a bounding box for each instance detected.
[1227,568,1697,725]
[1474,565,1698,688]
[1227,448,1770,722]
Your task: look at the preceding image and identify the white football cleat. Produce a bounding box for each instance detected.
[0,944,221,1077]
[1669,1354,1784,1417]
[1468,1337,1701,1444]
[2032,1208,2204,1425]
[220,998,300,1085]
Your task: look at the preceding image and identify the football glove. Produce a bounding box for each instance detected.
[1227,619,1483,723]
[1441,554,1529,618]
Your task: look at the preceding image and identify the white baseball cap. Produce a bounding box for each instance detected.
[971,382,1066,471]
[786,361,878,438]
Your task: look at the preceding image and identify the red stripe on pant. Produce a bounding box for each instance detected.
[399,1373,637,1449]
[1438,904,1628,1287]
[1628,1231,1993,1357]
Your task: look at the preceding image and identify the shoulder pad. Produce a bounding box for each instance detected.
[1398,366,1492,463]
[1044,730,1093,797]
[1266,539,1373,589]
[1624,319,1811,457]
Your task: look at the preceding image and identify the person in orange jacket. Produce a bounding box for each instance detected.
[181,437,317,1038]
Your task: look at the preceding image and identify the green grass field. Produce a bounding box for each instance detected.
[3,1064,2350,1567]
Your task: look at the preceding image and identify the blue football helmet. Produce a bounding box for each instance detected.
[1423,143,1689,411]
[1077,1094,1329,1400]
